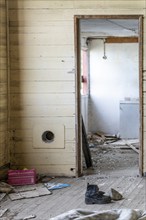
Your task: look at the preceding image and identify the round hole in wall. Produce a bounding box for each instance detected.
[42,131,55,143]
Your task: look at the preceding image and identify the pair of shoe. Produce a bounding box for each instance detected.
[85,183,111,204]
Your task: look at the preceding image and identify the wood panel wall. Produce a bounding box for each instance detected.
[0,0,9,172]
[8,0,146,176]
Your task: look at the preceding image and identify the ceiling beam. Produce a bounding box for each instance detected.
[105,37,138,43]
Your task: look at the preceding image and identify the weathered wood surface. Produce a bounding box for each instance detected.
[0,0,9,168]
[0,176,145,219]
[8,0,146,175]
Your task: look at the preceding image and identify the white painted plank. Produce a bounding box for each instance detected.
[9,25,73,34]
[8,0,145,9]
[74,8,145,15]
[12,141,75,153]
[0,95,7,108]
[0,83,7,95]
[10,164,76,176]
[0,112,7,121]
[10,69,75,81]
[9,9,74,22]
[10,106,75,117]
[11,128,75,142]
[74,1,145,9]
[10,117,75,130]
[10,57,74,70]
[10,81,74,93]
[0,70,7,82]
[10,94,75,106]
[0,122,7,132]
[9,1,74,9]
[10,45,74,57]
[10,32,74,45]
[0,46,7,57]
[143,81,146,92]
[12,152,76,165]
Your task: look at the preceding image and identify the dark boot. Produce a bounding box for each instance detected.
[85,183,99,197]
[85,183,111,204]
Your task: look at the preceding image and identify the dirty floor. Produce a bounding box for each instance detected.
[0,175,145,219]
[0,139,145,219]
[83,139,139,176]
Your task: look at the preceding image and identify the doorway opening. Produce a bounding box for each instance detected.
[74,15,143,177]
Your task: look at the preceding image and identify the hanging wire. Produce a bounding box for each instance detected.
[103,39,107,59]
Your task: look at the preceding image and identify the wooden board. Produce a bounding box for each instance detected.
[10,82,75,93]
[0,0,9,171]
[10,94,75,106]
[0,176,145,219]
[10,69,75,81]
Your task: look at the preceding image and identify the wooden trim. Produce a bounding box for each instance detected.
[74,15,142,20]
[74,14,144,177]
[6,0,10,164]
[74,16,82,177]
[138,15,143,176]
[105,37,138,43]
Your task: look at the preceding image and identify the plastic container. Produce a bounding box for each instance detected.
[8,169,36,186]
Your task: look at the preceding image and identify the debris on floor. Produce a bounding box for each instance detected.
[0,193,6,202]
[50,209,145,220]
[38,175,54,183]
[0,208,8,218]
[88,131,120,147]
[9,184,51,201]
[83,132,139,176]
[110,188,123,201]
[44,182,71,190]
[0,182,14,194]
[124,140,139,154]
[22,214,36,220]
[8,169,37,186]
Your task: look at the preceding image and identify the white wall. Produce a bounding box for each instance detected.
[8,0,146,176]
[88,39,139,135]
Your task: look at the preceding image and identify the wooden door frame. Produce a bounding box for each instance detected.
[74,15,143,177]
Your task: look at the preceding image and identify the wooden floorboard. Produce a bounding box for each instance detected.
[0,176,145,219]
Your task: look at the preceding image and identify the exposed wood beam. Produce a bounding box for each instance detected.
[105,37,138,43]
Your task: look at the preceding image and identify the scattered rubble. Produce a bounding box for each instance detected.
[87,131,120,147]
[110,188,123,201]
[22,214,36,220]
[44,182,71,190]
[83,131,139,175]
[0,182,14,194]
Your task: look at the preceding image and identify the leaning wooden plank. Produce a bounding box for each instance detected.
[128,144,139,154]
[124,140,139,154]
[82,118,92,168]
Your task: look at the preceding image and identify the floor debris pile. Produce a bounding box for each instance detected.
[87,132,120,147]
[83,131,139,176]
[50,209,146,220]
[0,175,72,219]
[0,174,145,219]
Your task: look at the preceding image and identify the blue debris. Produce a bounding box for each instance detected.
[44,182,71,190]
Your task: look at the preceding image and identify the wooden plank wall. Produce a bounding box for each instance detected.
[0,0,9,172]
[8,0,146,176]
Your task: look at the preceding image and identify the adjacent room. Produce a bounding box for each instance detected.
[80,18,140,176]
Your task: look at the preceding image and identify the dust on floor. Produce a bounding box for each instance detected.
[83,139,139,176]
